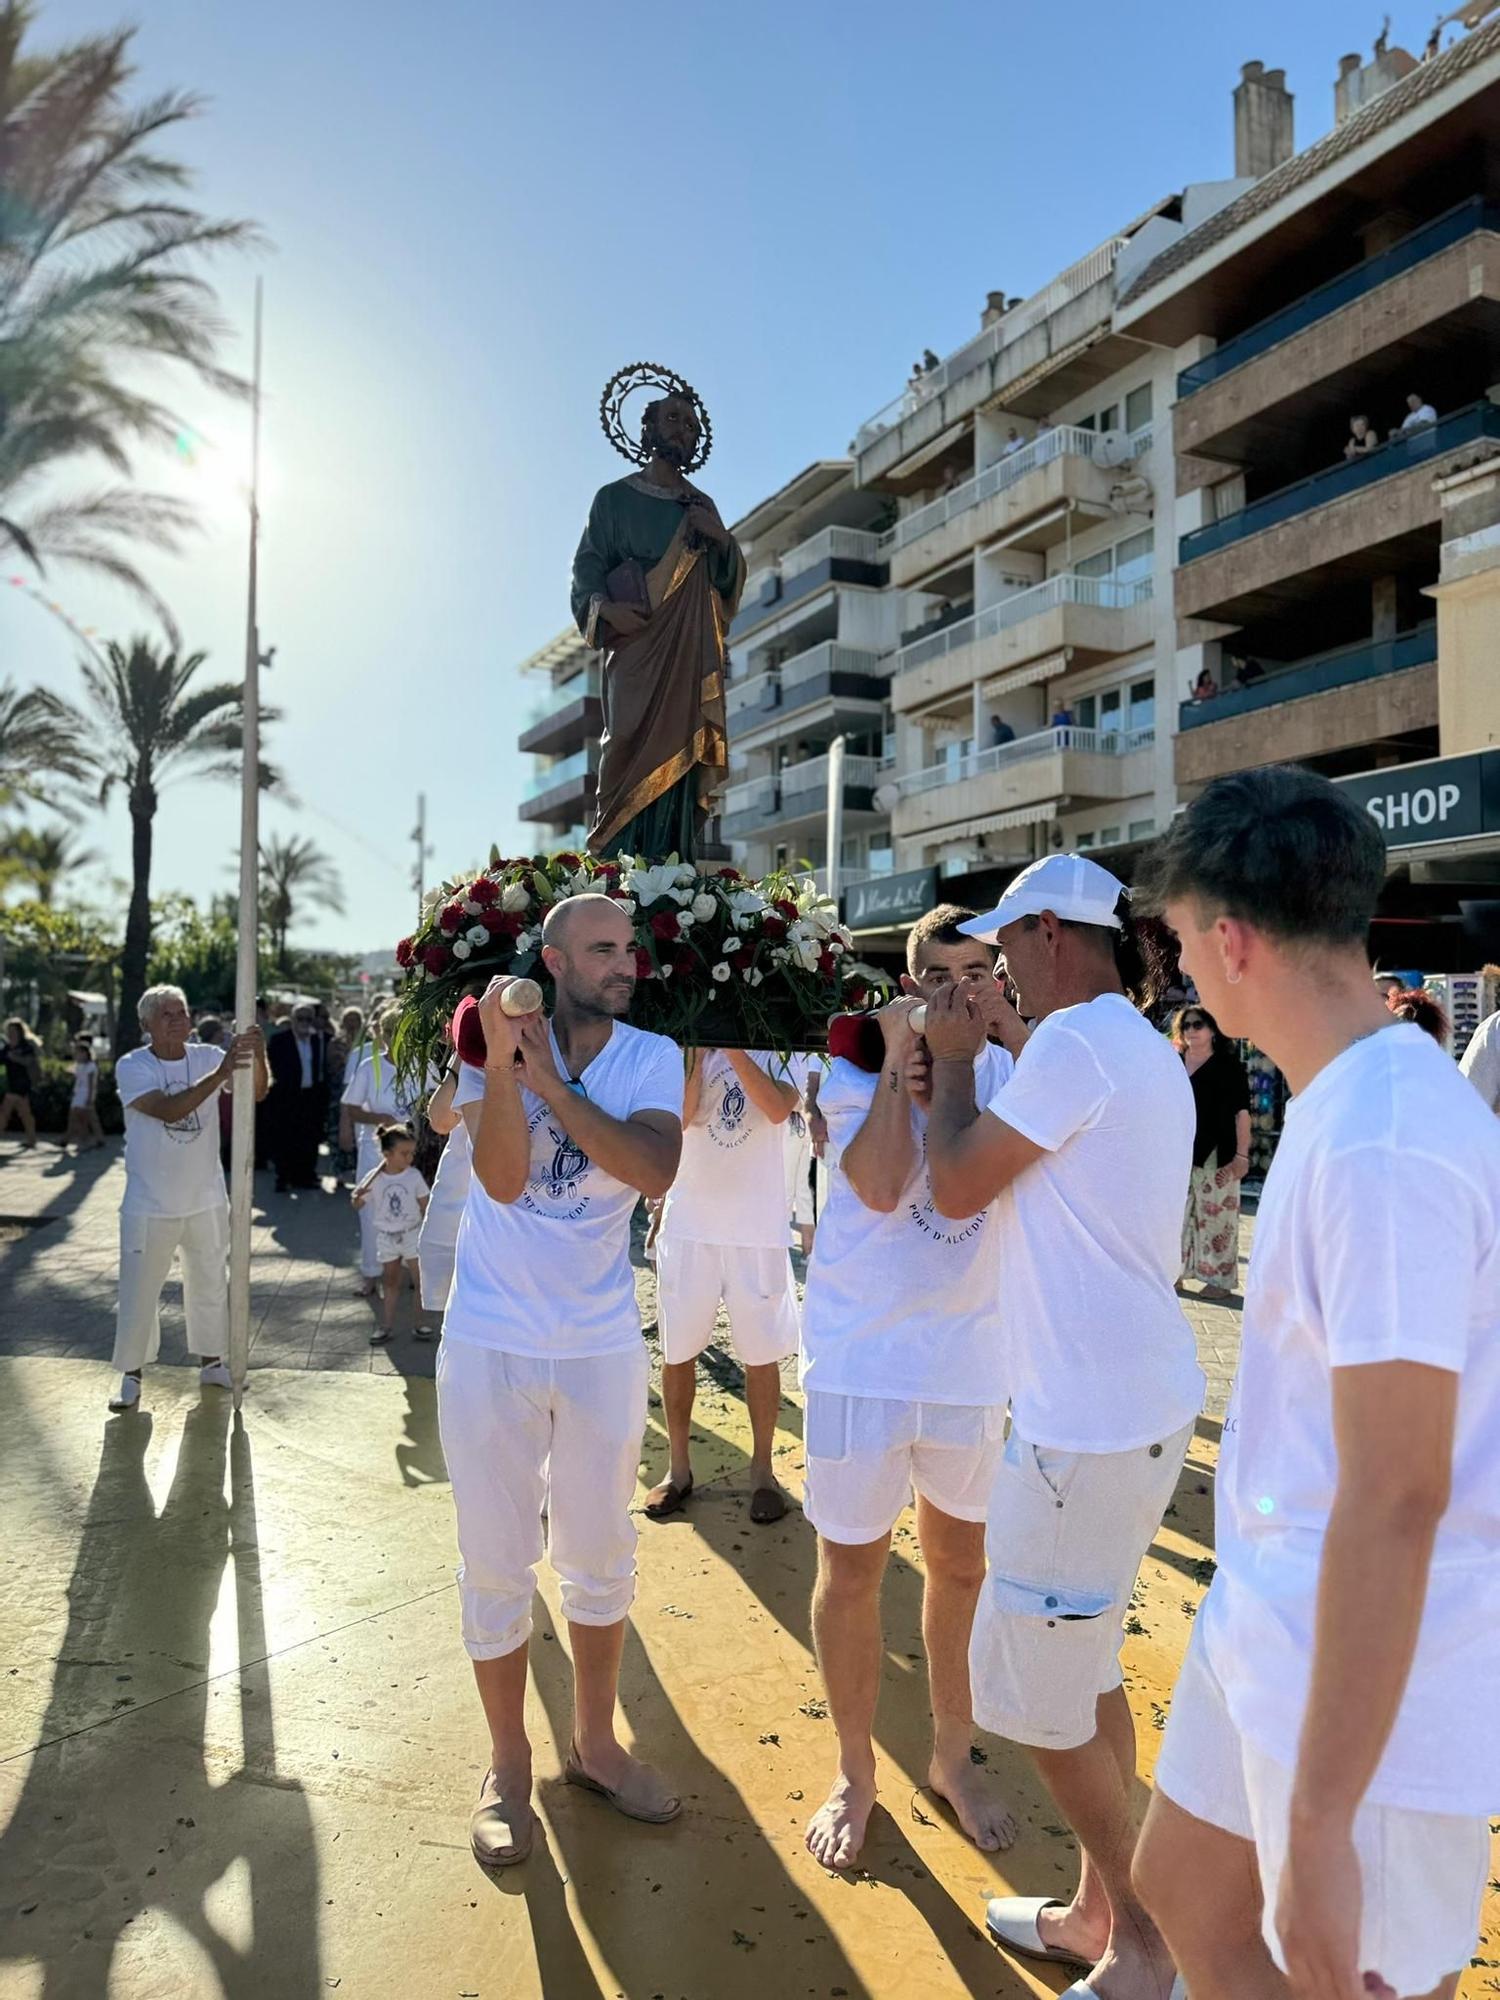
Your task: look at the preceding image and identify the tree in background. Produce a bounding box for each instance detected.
[0,820,99,903]
[0,677,89,809]
[0,2,260,623]
[0,897,116,1038]
[75,637,275,1055]
[145,891,238,1013]
[260,833,344,974]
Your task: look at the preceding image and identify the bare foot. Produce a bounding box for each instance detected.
[805,1770,876,1871]
[927,1751,1018,1852]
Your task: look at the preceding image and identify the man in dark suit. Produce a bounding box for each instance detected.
[266,1003,328,1191]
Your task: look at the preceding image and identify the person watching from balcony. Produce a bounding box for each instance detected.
[1189,668,1219,705]
[1343,414,1377,459]
[990,715,1016,748]
[922,349,940,374]
[1001,427,1025,457]
[1392,392,1438,439]
[1229,655,1265,691]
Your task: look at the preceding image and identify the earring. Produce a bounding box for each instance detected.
[1226,968,1242,986]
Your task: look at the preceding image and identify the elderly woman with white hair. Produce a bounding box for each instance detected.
[108,985,267,1413]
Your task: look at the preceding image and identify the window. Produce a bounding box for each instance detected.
[1098,689,1122,738]
[1129,678,1155,734]
[1076,413,1097,433]
[1075,832,1095,850]
[867,838,894,876]
[1098,825,1122,847]
[1114,528,1154,587]
[1125,382,1153,432]
[1098,403,1120,434]
[1129,818,1156,841]
[1075,695,1097,730]
[1077,548,1114,581]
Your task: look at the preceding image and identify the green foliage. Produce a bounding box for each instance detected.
[29,1057,123,1135]
[0,679,91,810]
[259,833,345,971]
[0,820,99,903]
[146,893,239,1012]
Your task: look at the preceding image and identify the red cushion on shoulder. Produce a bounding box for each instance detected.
[826,1012,885,1072]
[451,995,487,1067]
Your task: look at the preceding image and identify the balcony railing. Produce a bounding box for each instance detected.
[524,748,596,800]
[727,645,888,724]
[726,670,781,718]
[894,725,1155,798]
[782,525,886,579]
[779,752,883,802]
[1178,198,1500,398]
[1178,401,1500,564]
[854,238,1126,450]
[896,573,1154,675]
[892,425,1152,552]
[723,774,779,818]
[1179,623,1438,731]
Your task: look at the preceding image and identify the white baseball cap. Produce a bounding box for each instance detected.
[958,853,1126,943]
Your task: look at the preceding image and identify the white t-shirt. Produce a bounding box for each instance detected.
[447,1021,684,1359]
[987,993,1203,1452]
[660,1049,807,1249]
[800,1044,1013,1408]
[1401,401,1437,429]
[340,1050,422,1155]
[71,1060,98,1110]
[421,1113,472,1246]
[366,1164,430,1238]
[116,1043,228,1219]
[1202,1024,1500,1814]
[1460,1009,1500,1113]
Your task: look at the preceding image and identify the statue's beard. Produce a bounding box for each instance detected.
[649,435,692,469]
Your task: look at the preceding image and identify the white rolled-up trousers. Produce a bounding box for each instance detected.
[113,1205,229,1371]
[435,1334,648,1659]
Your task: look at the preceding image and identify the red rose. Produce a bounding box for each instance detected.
[774,898,798,923]
[634,947,654,979]
[596,862,622,881]
[650,910,680,941]
[422,942,452,974]
[718,867,742,883]
[555,851,581,870]
[395,936,414,968]
[480,908,524,938]
[468,878,499,906]
[438,902,464,933]
[818,948,836,978]
[845,980,870,1009]
[761,915,787,941]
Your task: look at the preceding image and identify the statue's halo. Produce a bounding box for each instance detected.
[599,363,712,472]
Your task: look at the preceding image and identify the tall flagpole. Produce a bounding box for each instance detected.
[229,279,264,1410]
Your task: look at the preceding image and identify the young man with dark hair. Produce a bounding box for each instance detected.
[921,854,1202,1999]
[1130,766,1500,2000]
[799,904,1020,1872]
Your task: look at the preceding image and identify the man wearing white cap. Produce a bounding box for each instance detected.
[923,853,1202,1999]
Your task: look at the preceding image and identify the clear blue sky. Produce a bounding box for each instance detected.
[10,0,1414,955]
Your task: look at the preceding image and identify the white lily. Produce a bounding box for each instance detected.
[625,861,683,907]
[501,883,530,913]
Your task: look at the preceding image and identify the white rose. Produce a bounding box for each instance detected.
[796,938,821,971]
[462,898,480,916]
[466,925,488,946]
[677,910,695,929]
[749,968,764,987]
[712,962,731,983]
[674,863,697,885]
[691,893,717,923]
[672,887,695,906]
[501,883,530,913]
[617,896,637,917]
[452,938,472,960]
[721,937,742,955]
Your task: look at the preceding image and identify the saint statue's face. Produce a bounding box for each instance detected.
[644,395,700,470]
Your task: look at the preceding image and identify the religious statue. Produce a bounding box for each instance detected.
[571,363,746,863]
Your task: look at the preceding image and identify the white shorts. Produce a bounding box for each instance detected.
[113,1206,229,1372]
[656,1237,799,1367]
[971,1419,1193,1751]
[1156,1615,1489,1995]
[376,1224,421,1265]
[803,1392,1005,1545]
[435,1336,648,1659]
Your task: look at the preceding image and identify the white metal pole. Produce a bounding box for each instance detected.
[228,280,264,1410]
[825,734,846,902]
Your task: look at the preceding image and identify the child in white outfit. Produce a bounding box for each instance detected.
[352,1124,431,1345]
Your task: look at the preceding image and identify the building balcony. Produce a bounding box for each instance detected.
[891,726,1156,842]
[1175,642,1437,790]
[1177,199,1500,401]
[725,643,888,737]
[888,425,1151,588]
[517,666,603,756]
[852,238,1136,487]
[731,526,887,641]
[891,574,1155,717]
[1176,405,1500,632]
[718,754,884,841]
[518,745,597,825]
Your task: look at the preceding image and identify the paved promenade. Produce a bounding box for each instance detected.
[1,1135,1494,1998]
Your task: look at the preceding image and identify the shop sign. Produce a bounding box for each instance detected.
[844,867,937,930]
[1336,750,1500,850]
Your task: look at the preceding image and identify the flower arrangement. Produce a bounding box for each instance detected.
[389,848,889,1079]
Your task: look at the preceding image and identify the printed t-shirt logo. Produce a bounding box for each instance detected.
[905,1131,985,1247]
[710,1068,751,1151]
[522,1102,592,1218]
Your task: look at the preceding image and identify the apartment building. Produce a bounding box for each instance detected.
[720,463,899,890]
[1117,22,1500,966]
[516,626,600,849]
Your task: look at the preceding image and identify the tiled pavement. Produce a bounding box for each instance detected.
[0,1133,1252,1408]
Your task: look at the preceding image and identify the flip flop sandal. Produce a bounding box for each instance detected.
[644,1476,693,1520]
[749,1486,788,1525]
[564,1754,682,1824]
[984,1896,1095,1970]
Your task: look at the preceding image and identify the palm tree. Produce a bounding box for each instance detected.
[0,3,261,625]
[0,676,90,808]
[0,819,98,902]
[260,833,345,972]
[78,636,275,1054]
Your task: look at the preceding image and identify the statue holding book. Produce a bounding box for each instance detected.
[571,364,746,865]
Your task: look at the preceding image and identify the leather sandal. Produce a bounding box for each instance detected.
[469,1770,534,1869]
[749,1485,787,1525]
[564,1749,681,1824]
[644,1475,693,1520]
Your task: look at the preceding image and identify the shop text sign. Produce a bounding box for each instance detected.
[844,867,937,930]
[1336,751,1500,850]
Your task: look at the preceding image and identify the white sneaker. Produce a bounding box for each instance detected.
[199,1361,233,1390]
[108,1374,141,1413]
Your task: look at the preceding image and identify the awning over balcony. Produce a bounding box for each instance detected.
[947,801,1058,841]
[980,649,1071,700]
